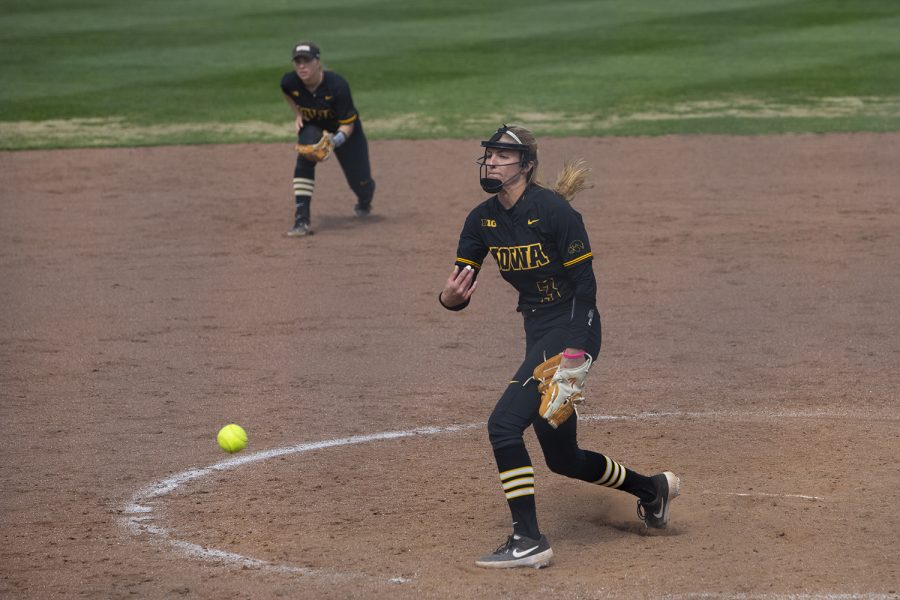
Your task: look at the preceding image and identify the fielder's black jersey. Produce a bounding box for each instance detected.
[452,184,598,348]
[280,70,359,132]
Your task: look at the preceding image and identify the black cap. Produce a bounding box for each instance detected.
[292,42,321,61]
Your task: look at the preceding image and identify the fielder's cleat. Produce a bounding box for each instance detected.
[286,220,313,237]
[353,203,371,217]
[474,533,553,569]
[637,471,681,529]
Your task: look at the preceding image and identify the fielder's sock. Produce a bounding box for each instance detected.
[292,176,315,222]
[589,452,657,502]
[493,444,540,539]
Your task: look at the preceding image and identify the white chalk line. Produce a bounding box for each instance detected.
[122,409,895,589]
[701,491,825,501]
[579,409,900,422]
[661,594,896,600]
[123,423,481,582]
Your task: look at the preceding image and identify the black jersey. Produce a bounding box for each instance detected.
[453,184,598,348]
[280,70,360,132]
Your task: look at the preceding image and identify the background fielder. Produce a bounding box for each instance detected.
[280,41,375,236]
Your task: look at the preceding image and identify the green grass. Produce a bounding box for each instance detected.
[1,0,899,149]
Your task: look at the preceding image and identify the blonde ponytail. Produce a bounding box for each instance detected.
[500,124,593,201]
[553,158,593,202]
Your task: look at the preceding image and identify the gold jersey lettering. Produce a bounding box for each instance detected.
[509,246,527,270]
[481,219,497,228]
[495,247,510,271]
[489,243,550,272]
[300,107,334,121]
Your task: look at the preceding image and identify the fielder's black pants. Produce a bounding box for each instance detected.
[293,122,375,211]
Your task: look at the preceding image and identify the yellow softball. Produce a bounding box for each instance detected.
[217,423,247,454]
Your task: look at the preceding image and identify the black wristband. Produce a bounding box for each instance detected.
[438,291,468,311]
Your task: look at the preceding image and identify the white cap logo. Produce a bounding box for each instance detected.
[295,45,310,53]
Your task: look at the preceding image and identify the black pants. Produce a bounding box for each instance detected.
[486,301,656,539]
[294,123,375,212]
[487,301,602,462]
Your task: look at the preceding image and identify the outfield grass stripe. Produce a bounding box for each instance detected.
[2,0,899,148]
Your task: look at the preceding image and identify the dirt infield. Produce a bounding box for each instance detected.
[1,134,898,599]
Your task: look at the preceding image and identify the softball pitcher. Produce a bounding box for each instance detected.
[439,124,681,569]
[280,41,375,236]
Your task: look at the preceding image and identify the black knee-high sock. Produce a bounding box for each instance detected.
[586,451,656,502]
[493,444,540,539]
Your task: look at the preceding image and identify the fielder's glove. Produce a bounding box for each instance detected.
[532,352,593,428]
[296,131,334,162]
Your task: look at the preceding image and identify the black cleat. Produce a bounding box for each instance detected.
[475,533,553,569]
[286,220,313,237]
[354,203,371,217]
[637,471,681,529]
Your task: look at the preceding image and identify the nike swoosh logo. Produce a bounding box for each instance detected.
[528,219,540,225]
[512,545,539,558]
[653,499,666,519]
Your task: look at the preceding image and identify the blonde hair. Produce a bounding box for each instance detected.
[553,158,593,202]
[504,124,593,202]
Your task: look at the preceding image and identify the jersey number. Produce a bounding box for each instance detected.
[537,278,561,303]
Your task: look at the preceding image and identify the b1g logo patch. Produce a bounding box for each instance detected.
[568,240,585,255]
[481,219,497,228]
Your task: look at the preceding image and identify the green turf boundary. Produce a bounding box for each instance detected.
[2,0,899,149]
